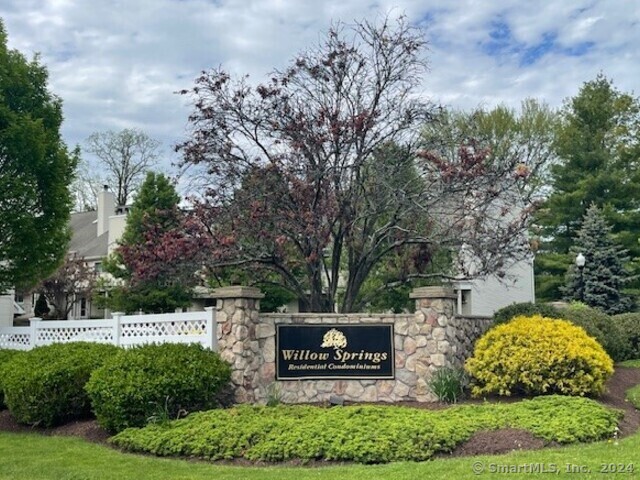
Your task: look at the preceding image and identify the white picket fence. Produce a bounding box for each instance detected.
[0,308,217,351]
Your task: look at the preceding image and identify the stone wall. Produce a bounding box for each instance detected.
[213,286,491,404]
[214,286,264,404]
[449,316,494,367]
[258,313,417,404]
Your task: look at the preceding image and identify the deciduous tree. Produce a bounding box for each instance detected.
[422,100,558,198]
[100,173,207,313]
[38,253,97,319]
[0,21,76,292]
[84,128,160,206]
[70,156,104,212]
[178,16,542,312]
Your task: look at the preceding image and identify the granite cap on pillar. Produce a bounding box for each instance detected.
[409,286,456,299]
[211,286,265,299]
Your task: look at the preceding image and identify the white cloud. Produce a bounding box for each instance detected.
[1,0,639,178]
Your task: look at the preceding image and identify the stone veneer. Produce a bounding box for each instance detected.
[214,285,492,404]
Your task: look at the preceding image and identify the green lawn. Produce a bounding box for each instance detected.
[619,359,640,368]
[2,362,638,479]
[0,429,637,480]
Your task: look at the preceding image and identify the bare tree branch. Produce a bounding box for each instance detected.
[85,128,160,205]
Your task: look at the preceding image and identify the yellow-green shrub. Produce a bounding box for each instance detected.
[465,315,613,397]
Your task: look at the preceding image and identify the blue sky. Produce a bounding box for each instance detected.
[1,1,639,175]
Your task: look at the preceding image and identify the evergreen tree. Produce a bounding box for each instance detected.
[33,293,50,318]
[99,172,197,313]
[561,205,635,314]
[119,172,180,246]
[535,75,640,301]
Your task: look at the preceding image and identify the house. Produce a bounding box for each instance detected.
[279,263,535,317]
[13,186,216,321]
[0,289,24,327]
[13,187,125,320]
[452,259,535,317]
[5,185,535,322]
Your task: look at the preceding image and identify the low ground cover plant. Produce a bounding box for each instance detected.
[86,343,231,433]
[2,342,118,426]
[466,315,614,397]
[111,396,621,464]
[0,349,24,408]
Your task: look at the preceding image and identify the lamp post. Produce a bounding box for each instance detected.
[575,253,586,302]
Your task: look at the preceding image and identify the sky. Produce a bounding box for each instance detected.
[2,0,639,175]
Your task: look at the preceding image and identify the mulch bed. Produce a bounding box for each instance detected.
[0,367,639,460]
[0,413,111,444]
[443,366,640,457]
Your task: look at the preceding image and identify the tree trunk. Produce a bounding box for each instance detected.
[340,259,371,313]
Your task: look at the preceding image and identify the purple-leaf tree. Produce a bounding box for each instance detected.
[177,16,540,312]
[37,253,97,319]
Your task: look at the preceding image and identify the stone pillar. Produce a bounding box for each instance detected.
[410,286,458,372]
[213,286,264,403]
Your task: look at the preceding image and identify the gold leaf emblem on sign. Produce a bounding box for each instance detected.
[321,328,347,349]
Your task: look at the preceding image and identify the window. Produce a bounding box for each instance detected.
[15,294,24,304]
[94,262,102,273]
[455,289,472,316]
[80,298,87,317]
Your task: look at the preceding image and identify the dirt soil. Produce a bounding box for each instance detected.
[0,367,638,459]
[443,366,640,457]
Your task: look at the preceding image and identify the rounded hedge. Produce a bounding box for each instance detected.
[612,313,640,360]
[561,305,630,362]
[2,342,119,426]
[492,302,562,325]
[465,315,614,397]
[86,343,231,433]
[0,349,24,409]
[493,302,631,362]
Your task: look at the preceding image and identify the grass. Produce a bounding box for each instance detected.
[1,360,637,479]
[627,385,640,409]
[621,360,640,415]
[619,359,640,368]
[0,429,638,480]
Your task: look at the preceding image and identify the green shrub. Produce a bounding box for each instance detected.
[561,305,631,362]
[492,302,562,325]
[492,303,630,361]
[33,293,50,318]
[427,367,466,403]
[0,349,24,409]
[2,342,119,426]
[86,343,231,433]
[611,313,640,360]
[465,315,614,397]
[111,396,621,464]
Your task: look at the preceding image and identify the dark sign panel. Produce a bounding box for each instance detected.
[276,324,394,380]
